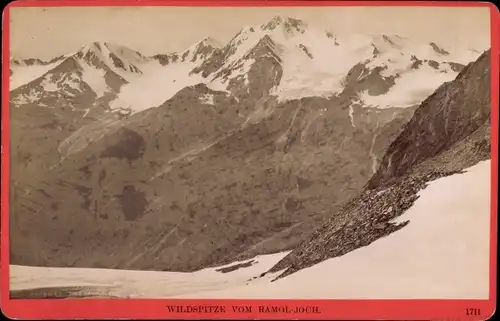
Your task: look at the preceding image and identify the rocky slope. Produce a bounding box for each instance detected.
[9,16,485,272]
[267,49,492,279]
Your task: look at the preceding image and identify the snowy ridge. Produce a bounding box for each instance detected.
[108,38,223,112]
[204,17,482,103]
[355,35,480,108]
[10,42,155,109]
[185,37,223,63]
[10,57,67,90]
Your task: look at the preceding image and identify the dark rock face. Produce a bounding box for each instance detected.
[109,52,126,70]
[427,60,440,69]
[430,42,451,55]
[447,62,465,72]
[152,53,179,66]
[267,49,491,279]
[298,44,313,59]
[410,55,423,69]
[341,62,398,97]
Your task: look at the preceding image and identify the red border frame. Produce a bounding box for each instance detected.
[1,1,498,319]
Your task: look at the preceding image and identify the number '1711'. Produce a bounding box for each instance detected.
[466,308,481,316]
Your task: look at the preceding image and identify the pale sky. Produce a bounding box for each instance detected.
[9,6,492,60]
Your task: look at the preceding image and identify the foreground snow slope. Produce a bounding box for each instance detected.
[10,253,289,298]
[10,160,490,299]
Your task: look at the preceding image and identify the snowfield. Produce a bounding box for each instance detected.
[10,160,491,299]
[109,61,205,112]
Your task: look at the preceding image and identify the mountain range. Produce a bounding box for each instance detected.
[9,16,490,273]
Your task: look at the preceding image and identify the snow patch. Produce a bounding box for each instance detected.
[80,65,110,97]
[40,75,59,92]
[348,105,356,127]
[110,62,204,112]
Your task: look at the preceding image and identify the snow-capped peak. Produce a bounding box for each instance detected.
[74,41,146,80]
[82,41,146,60]
[10,40,151,106]
[197,36,223,49]
[261,16,308,34]
[180,36,222,63]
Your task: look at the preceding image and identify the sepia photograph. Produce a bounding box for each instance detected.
[4,2,495,312]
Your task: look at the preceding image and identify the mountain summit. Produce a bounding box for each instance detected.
[261,16,308,33]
